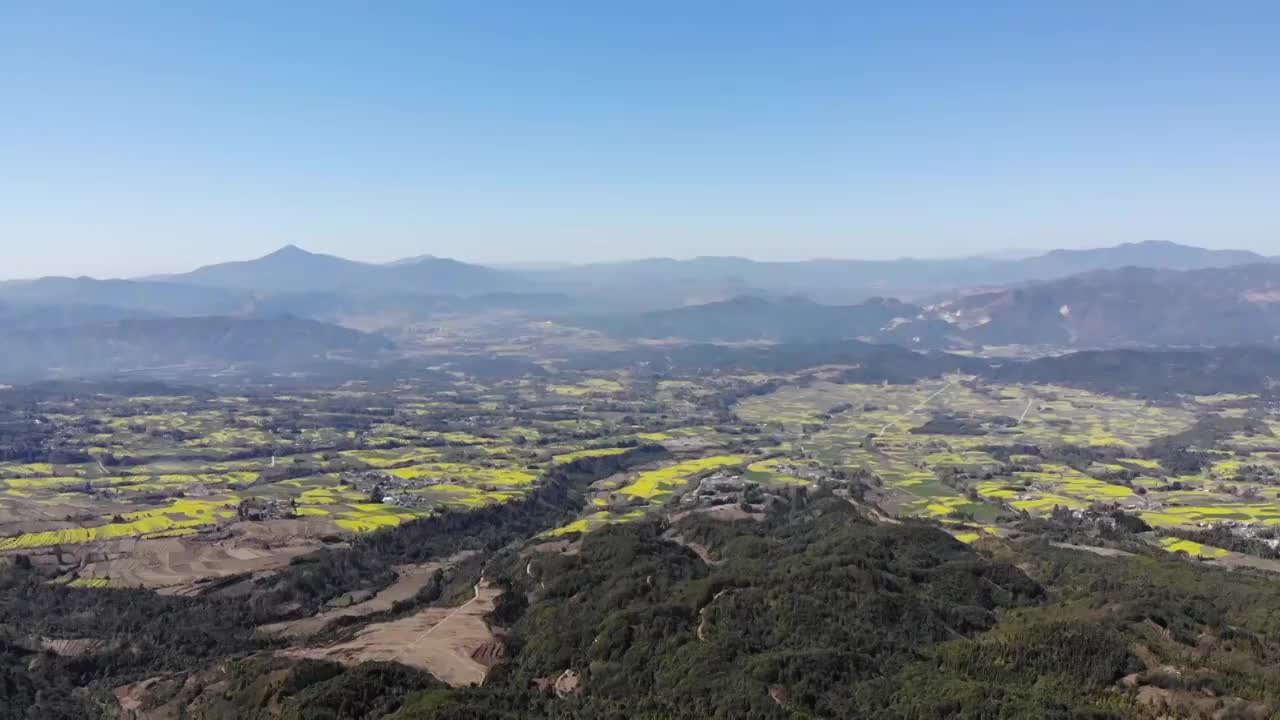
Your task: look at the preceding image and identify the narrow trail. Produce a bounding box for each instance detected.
[1017,398,1034,423]
[413,582,482,644]
[877,381,956,435]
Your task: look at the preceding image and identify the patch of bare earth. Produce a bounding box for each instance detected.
[282,578,505,687]
[1120,644,1273,718]
[669,505,766,523]
[261,551,475,638]
[1049,542,1135,558]
[1132,684,1270,719]
[60,518,340,594]
[1211,552,1280,574]
[522,539,581,557]
[769,686,788,707]
[533,669,583,698]
[39,637,108,657]
[554,670,581,697]
[864,505,901,525]
[114,676,166,719]
[665,532,718,565]
[0,495,139,529]
[697,589,734,641]
[113,665,259,720]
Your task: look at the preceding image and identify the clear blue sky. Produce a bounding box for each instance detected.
[2,1,1278,278]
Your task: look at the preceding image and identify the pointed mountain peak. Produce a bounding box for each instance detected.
[265,244,313,258]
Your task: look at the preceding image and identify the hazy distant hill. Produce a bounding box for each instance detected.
[522,241,1275,303]
[1009,240,1268,277]
[579,262,1280,349]
[935,263,1280,347]
[1,241,1274,346]
[579,295,930,343]
[525,255,995,304]
[161,245,518,296]
[250,290,579,328]
[0,302,163,332]
[0,315,393,381]
[0,277,246,316]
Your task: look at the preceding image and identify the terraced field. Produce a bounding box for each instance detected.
[7,370,1278,596]
[615,454,753,502]
[0,365,752,593]
[734,379,1280,530]
[0,381,664,582]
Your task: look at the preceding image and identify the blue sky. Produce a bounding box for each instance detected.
[2,1,1278,278]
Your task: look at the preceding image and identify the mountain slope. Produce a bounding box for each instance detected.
[936,263,1280,347]
[0,315,393,380]
[574,261,1280,349]
[0,277,245,316]
[1013,240,1269,278]
[171,245,373,292]
[0,302,165,332]
[164,245,518,296]
[993,346,1280,395]
[577,295,932,343]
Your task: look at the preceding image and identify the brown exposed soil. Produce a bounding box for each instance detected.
[1049,542,1135,558]
[697,589,734,641]
[1211,552,1280,574]
[769,686,788,707]
[114,676,165,718]
[1134,684,1271,719]
[39,637,108,657]
[42,517,344,594]
[553,669,581,697]
[470,639,508,669]
[261,551,474,638]
[669,504,766,524]
[282,578,505,687]
[665,532,718,565]
[522,539,581,556]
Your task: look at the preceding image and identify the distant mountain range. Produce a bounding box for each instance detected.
[2,240,1271,312]
[528,240,1276,304]
[583,263,1280,350]
[0,240,1277,381]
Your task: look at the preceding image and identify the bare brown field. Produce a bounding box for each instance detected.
[669,505,766,523]
[62,517,342,593]
[283,579,505,687]
[1049,542,1135,558]
[262,551,476,638]
[522,538,581,556]
[1210,552,1280,574]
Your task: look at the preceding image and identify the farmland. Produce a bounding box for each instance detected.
[9,369,1280,588]
[8,356,1280,719]
[734,377,1280,545]
[0,372,696,589]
